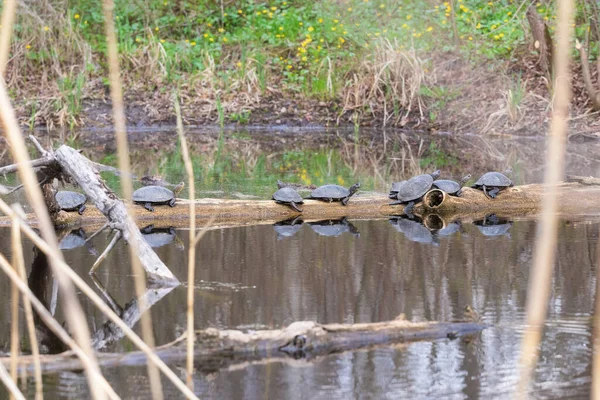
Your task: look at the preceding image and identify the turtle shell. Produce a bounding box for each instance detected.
[310,184,349,200]
[473,172,512,188]
[432,179,461,194]
[132,185,175,203]
[55,191,86,211]
[272,187,303,204]
[395,174,434,203]
[389,180,406,198]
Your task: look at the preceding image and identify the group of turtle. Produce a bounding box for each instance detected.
[388,170,513,217]
[54,182,185,215]
[272,181,361,212]
[54,169,513,216]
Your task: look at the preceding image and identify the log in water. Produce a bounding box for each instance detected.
[0,317,486,374]
[1,182,599,229]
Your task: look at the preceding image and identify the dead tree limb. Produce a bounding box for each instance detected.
[526,6,553,79]
[1,317,486,375]
[576,38,600,110]
[53,145,179,284]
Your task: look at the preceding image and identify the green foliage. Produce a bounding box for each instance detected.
[419,141,457,170]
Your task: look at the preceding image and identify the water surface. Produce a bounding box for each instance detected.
[0,216,598,399]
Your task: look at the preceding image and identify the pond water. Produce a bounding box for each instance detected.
[0,128,600,399]
[0,216,598,399]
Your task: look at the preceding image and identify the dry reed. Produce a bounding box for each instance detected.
[0,360,24,400]
[173,95,197,389]
[101,0,162,398]
[11,211,42,400]
[0,38,107,400]
[0,198,199,399]
[515,0,574,397]
[9,221,21,400]
[0,0,16,76]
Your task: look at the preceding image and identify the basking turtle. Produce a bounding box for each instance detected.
[273,217,304,240]
[55,191,87,215]
[272,187,304,212]
[307,183,360,206]
[472,172,513,199]
[433,174,472,197]
[133,184,181,212]
[389,180,406,199]
[389,170,441,217]
[308,217,360,237]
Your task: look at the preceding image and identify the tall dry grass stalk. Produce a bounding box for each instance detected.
[10,221,21,400]
[0,200,199,399]
[593,235,600,400]
[101,0,163,398]
[0,12,106,398]
[0,252,120,400]
[0,360,25,400]
[342,40,423,126]
[0,0,16,75]
[11,211,42,400]
[173,96,197,388]
[515,0,574,397]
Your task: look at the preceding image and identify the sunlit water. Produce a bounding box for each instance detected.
[0,216,598,399]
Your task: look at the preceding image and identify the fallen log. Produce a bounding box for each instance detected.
[1,317,486,375]
[3,181,599,229]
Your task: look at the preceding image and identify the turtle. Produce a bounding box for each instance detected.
[389,180,406,199]
[133,185,178,212]
[273,217,304,240]
[432,174,472,197]
[272,187,304,212]
[55,191,87,215]
[472,171,513,199]
[307,183,360,206]
[389,170,441,217]
[308,217,360,237]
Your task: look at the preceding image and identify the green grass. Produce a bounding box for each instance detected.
[7,0,597,126]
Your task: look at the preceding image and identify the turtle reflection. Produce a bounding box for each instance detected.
[473,214,513,237]
[273,217,304,240]
[59,228,97,255]
[140,225,184,249]
[389,216,439,245]
[308,217,360,238]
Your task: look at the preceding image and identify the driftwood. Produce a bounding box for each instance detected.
[0,140,180,284]
[1,317,486,375]
[4,181,599,230]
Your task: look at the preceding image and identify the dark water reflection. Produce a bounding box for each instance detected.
[0,217,598,399]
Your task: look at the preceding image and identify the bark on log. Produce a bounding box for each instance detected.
[4,181,598,230]
[1,318,486,375]
[52,145,180,284]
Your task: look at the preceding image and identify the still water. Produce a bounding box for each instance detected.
[0,216,598,399]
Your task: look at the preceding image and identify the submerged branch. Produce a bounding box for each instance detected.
[1,317,486,375]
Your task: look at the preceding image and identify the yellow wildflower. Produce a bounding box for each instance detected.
[308,26,314,32]
[271,6,277,11]
[43,26,49,31]
[191,41,196,46]
[318,18,323,23]
[406,15,412,20]
[238,9,242,14]
[26,44,31,49]
[426,26,433,32]
[218,28,224,33]
[279,26,283,31]
[348,7,352,11]
[155,27,159,31]
[223,37,228,42]
[74,14,80,19]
